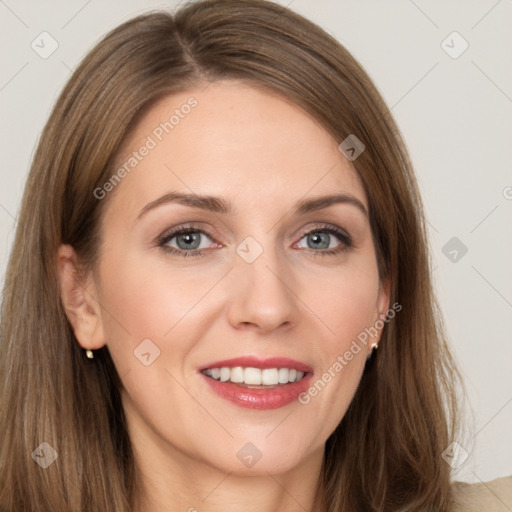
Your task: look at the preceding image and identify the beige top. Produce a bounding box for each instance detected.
[450,476,512,511]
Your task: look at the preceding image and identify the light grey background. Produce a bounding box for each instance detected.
[1,0,511,485]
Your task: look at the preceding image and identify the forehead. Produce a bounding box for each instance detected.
[104,80,367,219]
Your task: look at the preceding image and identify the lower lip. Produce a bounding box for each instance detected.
[200,372,313,410]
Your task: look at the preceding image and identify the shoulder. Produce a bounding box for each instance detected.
[449,475,512,512]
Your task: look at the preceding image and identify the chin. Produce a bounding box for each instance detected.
[196,434,313,476]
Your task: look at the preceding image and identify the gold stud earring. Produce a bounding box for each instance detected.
[85,349,94,359]
[366,342,378,360]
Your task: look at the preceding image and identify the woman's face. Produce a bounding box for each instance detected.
[78,81,389,475]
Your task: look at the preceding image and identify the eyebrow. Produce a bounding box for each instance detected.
[135,191,368,221]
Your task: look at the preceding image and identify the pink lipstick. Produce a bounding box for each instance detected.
[198,356,313,410]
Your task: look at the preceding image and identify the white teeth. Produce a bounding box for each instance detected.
[261,368,279,385]
[278,368,289,384]
[230,366,244,383]
[244,367,262,385]
[202,366,307,385]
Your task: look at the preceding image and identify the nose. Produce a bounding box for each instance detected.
[225,243,299,334]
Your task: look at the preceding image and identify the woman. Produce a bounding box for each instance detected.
[1,0,509,510]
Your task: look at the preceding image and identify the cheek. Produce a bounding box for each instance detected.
[94,251,179,368]
[96,252,210,435]
[296,255,379,415]
[98,247,208,335]
[305,256,381,349]
[95,246,228,382]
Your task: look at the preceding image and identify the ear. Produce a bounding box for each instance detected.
[376,276,391,321]
[369,276,391,354]
[56,244,106,351]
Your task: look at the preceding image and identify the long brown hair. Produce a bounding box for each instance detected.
[0,1,465,510]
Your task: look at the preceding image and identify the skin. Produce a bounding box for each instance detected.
[57,81,390,512]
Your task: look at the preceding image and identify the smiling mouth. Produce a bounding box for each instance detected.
[201,366,308,387]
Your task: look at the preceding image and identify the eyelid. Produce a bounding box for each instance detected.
[297,222,350,239]
[157,224,220,247]
[294,224,352,252]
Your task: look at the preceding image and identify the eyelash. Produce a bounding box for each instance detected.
[156,224,353,259]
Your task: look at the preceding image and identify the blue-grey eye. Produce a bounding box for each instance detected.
[305,232,331,250]
[175,231,202,250]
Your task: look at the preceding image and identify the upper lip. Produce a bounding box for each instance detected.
[199,356,313,374]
